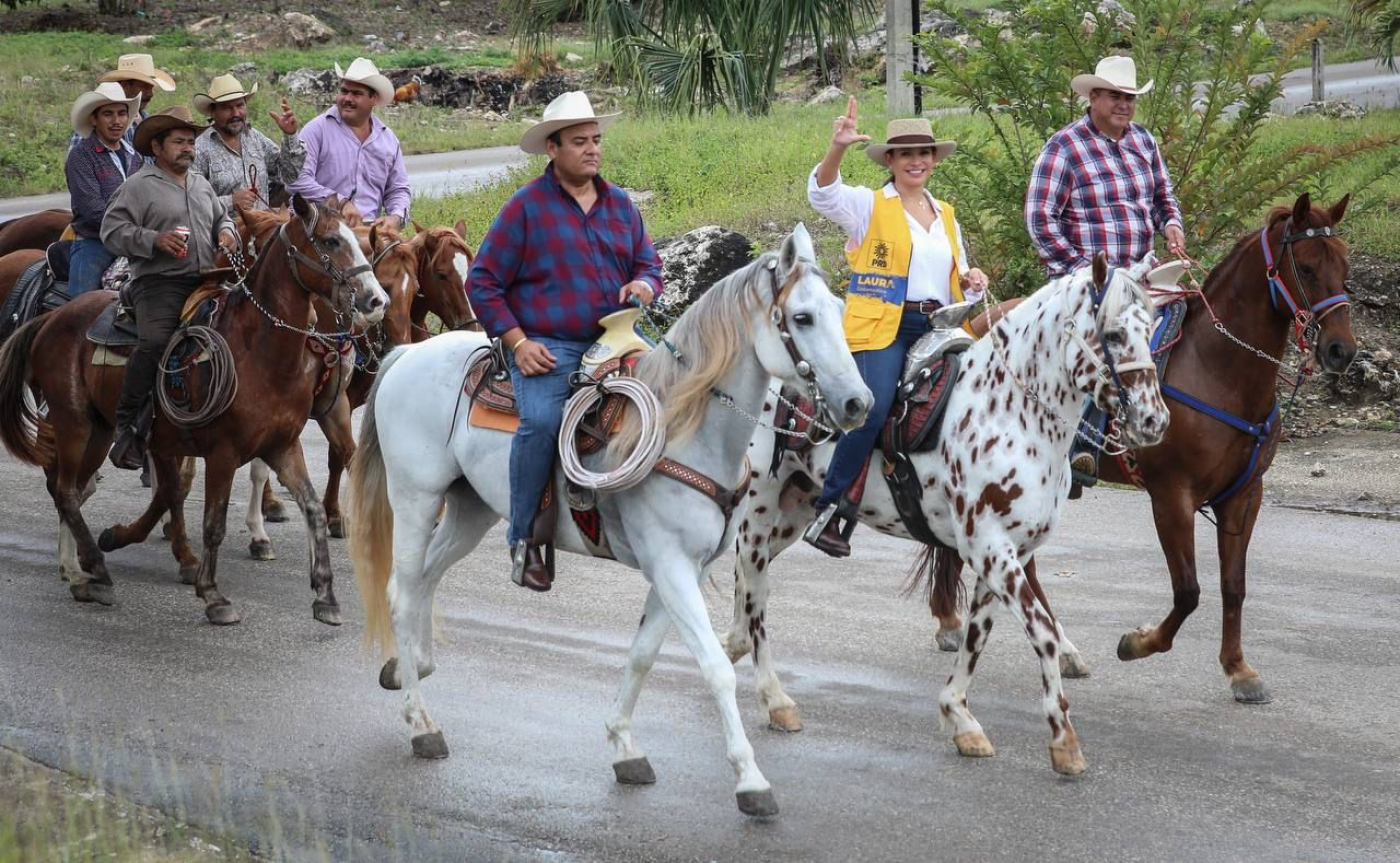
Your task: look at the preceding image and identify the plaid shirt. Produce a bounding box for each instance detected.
[1025,113,1183,277]
[468,163,664,341]
[65,132,143,239]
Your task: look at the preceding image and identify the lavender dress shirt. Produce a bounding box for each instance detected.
[286,106,411,221]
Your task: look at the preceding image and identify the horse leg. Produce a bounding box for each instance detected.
[1117,490,1201,661]
[191,451,241,625]
[266,442,339,625]
[245,459,275,561]
[1214,484,1271,704]
[1024,558,1089,679]
[929,550,966,652]
[649,557,776,817]
[161,455,200,584]
[52,429,119,605]
[260,475,289,522]
[317,394,356,539]
[605,588,669,785]
[57,474,97,583]
[938,579,999,758]
[746,512,809,733]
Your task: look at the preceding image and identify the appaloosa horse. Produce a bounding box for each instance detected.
[723,254,1169,774]
[0,195,388,625]
[0,209,71,258]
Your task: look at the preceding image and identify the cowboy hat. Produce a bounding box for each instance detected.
[334,58,394,106]
[1143,259,1187,291]
[1071,56,1154,101]
[194,74,259,114]
[864,118,957,166]
[132,104,205,157]
[519,90,621,155]
[70,81,143,139]
[98,53,177,92]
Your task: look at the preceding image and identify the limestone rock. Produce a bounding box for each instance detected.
[807,85,845,106]
[654,227,755,316]
[282,68,338,98]
[283,12,336,48]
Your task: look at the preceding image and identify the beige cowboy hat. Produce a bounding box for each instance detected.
[864,118,957,167]
[194,74,259,114]
[1071,56,1154,101]
[98,53,177,92]
[132,104,205,157]
[71,81,143,138]
[1144,259,1187,291]
[519,90,621,155]
[334,58,394,106]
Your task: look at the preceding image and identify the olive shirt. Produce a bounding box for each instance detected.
[101,162,236,282]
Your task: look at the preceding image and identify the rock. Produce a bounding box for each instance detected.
[921,10,965,38]
[807,85,845,106]
[368,40,390,53]
[654,227,755,315]
[565,52,583,63]
[1331,417,1361,429]
[1309,462,1327,477]
[283,68,338,98]
[983,10,1012,27]
[1296,100,1367,120]
[1096,0,1136,27]
[481,110,504,122]
[189,15,223,35]
[1358,492,1375,502]
[230,62,258,77]
[1373,349,1394,364]
[283,12,336,48]
[123,35,156,45]
[20,75,34,86]
[626,189,655,205]
[953,34,980,50]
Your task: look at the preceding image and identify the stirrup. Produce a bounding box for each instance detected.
[803,503,839,547]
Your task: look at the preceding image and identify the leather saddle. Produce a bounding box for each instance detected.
[0,242,73,344]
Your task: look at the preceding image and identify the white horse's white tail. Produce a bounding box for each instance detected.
[348,345,409,656]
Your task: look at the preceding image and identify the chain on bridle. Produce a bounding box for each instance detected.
[1260,220,1349,357]
[277,209,373,321]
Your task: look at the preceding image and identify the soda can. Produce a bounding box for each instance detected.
[174,225,190,258]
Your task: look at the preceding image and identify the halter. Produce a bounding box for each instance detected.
[276,214,373,317]
[1260,220,1348,355]
[1077,265,1157,417]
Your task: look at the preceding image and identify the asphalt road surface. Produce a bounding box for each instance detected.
[0,424,1397,862]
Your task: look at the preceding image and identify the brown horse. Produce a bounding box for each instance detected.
[924,193,1357,704]
[0,209,71,258]
[407,220,478,338]
[0,195,389,625]
[0,249,46,317]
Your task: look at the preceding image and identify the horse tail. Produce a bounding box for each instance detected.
[903,542,966,619]
[0,317,52,466]
[348,345,408,657]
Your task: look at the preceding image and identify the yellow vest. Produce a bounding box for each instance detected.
[842,192,965,352]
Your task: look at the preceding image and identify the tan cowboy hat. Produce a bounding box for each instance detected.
[194,74,259,115]
[1071,56,1154,101]
[132,104,205,157]
[334,58,394,106]
[519,90,621,155]
[98,53,177,92]
[70,81,143,138]
[864,118,957,167]
[1144,259,1187,291]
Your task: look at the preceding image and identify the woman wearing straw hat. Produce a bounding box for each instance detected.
[803,96,989,557]
[65,82,143,295]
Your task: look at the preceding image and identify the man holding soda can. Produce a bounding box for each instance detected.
[101,105,238,470]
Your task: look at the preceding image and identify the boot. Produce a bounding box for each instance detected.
[803,504,852,558]
[111,349,158,471]
[1068,451,1098,500]
[510,541,554,592]
[108,425,146,471]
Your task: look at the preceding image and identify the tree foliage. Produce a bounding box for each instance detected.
[1348,0,1400,69]
[915,0,1400,292]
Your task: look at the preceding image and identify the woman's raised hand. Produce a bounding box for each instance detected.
[831,96,871,150]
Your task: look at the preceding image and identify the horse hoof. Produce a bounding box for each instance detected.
[313,600,343,627]
[206,603,242,626]
[161,523,174,541]
[936,627,964,652]
[412,731,449,760]
[263,503,290,524]
[86,582,116,606]
[1232,676,1273,704]
[953,731,995,758]
[1060,652,1091,679]
[612,757,656,785]
[248,540,275,561]
[1050,744,1087,776]
[69,582,96,603]
[736,789,779,818]
[178,566,198,586]
[1116,629,1151,662]
[767,706,804,733]
[97,528,118,553]
[328,517,346,539]
[379,658,401,691]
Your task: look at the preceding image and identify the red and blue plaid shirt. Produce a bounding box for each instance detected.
[1025,113,1183,278]
[468,163,663,341]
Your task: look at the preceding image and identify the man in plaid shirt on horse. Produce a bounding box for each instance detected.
[1025,56,1189,492]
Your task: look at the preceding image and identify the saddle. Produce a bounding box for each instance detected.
[86,281,231,365]
[0,244,73,344]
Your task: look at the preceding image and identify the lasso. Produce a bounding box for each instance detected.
[157,326,239,428]
[558,375,666,492]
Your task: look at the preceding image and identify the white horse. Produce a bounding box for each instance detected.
[722,254,1170,775]
[347,226,873,817]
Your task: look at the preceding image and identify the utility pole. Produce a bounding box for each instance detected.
[887,0,921,115]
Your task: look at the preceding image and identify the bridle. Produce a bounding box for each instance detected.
[1260,219,1348,355]
[277,209,373,317]
[766,259,833,437]
[1075,266,1158,417]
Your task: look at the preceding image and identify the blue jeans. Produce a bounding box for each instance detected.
[68,237,113,296]
[506,336,591,545]
[816,310,932,510]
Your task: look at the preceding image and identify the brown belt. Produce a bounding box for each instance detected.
[903,299,942,314]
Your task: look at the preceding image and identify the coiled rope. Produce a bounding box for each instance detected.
[558,375,666,492]
[157,326,238,428]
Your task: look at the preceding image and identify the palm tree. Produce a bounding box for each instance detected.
[1348,0,1400,69]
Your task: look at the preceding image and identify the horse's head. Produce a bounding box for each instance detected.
[367,222,420,344]
[1264,193,1355,373]
[286,194,388,325]
[409,220,478,332]
[754,223,871,432]
[1068,253,1168,448]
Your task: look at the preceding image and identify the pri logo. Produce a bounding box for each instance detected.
[871,240,890,270]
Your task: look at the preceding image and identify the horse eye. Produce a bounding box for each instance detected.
[792,312,814,326]
[1299,264,1315,279]
[436,271,449,280]
[1103,329,1125,348]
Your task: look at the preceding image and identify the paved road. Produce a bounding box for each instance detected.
[0,145,528,222]
[0,425,1397,861]
[1275,57,1400,113]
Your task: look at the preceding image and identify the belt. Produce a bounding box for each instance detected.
[903,299,942,314]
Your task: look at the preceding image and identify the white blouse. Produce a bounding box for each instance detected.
[808,167,977,305]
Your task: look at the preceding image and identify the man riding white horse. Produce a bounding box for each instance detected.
[467,91,663,591]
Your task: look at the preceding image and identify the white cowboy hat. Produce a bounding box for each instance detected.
[519,91,621,155]
[70,81,143,138]
[334,58,394,106]
[1071,56,1154,101]
[194,74,259,115]
[98,53,177,92]
[864,118,957,166]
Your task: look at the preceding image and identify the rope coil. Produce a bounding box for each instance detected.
[558,376,666,492]
[157,326,239,428]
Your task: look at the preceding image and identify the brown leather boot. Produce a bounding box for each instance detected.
[108,426,147,471]
[803,505,852,558]
[510,541,554,592]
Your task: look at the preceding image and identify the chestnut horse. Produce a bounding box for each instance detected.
[0,195,389,625]
[0,209,71,258]
[0,249,46,320]
[407,221,477,338]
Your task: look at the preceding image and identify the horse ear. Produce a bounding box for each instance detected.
[780,222,815,273]
[324,193,341,213]
[1292,192,1312,225]
[369,223,381,251]
[1329,193,1350,225]
[1092,251,1108,287]
[454,219,468,240]
[411,219,424,234]
[291,193,314,224]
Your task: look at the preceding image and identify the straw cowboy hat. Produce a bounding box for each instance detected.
[1071,56,1154,101]
[98,53,177,92]
[70,81,143,138]
[334,58,394,105]
[519,90,621,155]
[194,74,259,114]
[864,118,957,167]
[132,104,205,157]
